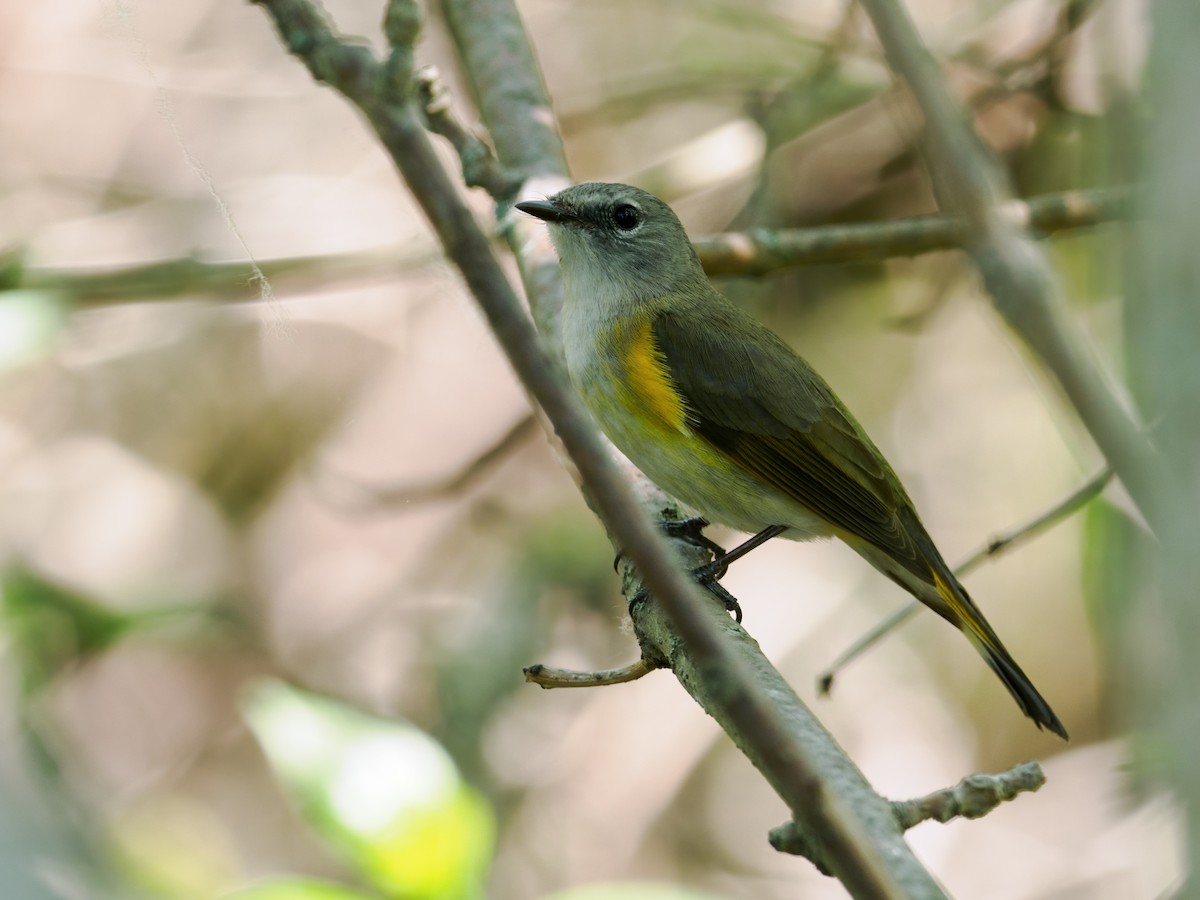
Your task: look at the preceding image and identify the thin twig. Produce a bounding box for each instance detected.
[856,0,1163,532]
[956,467,1115,578]
[695,186,1132,276]
[311,412,537,512]
[8,186,1131,303]
[773,761,1044,865]
[890,761,1046,829]
[818,465,1113,694]
[524,657,658,688]
[6,244,442,306]
[415,66,523,200]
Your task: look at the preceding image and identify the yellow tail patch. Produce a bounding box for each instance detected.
[932,568,994,651]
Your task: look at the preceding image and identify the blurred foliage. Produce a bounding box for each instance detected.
[1082,501,1146,723]
[0,291,68,373]
[224,880,381,900]
[4,568,144,690]
[542,884,725,900]
[244,682,494,900]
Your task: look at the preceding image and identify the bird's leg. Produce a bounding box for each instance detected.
[693,524,788,584]
[688,522,790,623]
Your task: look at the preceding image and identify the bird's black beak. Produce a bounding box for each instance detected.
[515,198,576,224]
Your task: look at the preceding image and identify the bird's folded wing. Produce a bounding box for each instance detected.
[651,305,929,581]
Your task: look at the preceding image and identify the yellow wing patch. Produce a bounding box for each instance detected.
[621,318,689,433]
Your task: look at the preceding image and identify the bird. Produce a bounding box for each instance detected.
[516,182,1067,739]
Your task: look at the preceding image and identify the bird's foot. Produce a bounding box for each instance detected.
[612,516,728,573]
[662,516,728,560]
[626,581,743,624]
[617,517,742,622]
[703,580,743,623]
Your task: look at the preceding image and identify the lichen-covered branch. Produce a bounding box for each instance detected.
[890,762,1045,829]
[771,761,1046,865]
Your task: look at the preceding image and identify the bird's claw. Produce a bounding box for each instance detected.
[692,557,728,584]
[618,516,742,622]
[704,581,743,623]
[662,516,728,559]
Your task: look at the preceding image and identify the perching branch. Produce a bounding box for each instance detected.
[436,1,959,896]
[855,0,1164,532]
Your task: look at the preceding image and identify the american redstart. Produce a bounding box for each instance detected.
[516,182,1067,739]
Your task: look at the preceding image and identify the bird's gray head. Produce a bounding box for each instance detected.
[516,183,707,306]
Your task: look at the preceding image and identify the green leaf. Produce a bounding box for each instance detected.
[243,682,494,900]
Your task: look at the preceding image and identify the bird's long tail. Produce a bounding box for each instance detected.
[928,566,1068,740]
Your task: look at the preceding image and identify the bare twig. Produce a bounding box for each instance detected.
[772,761,1045,866]
[819,465,1113,694]
[524,657,658,688]
[955,468,1115,578]
[695,186,1132,276]
[311,412,537,511]
[890,761,1046,829]
[415,65,523,200]
[6,244,441,306]
[9,186,1130,304]
[855,0,1164,532]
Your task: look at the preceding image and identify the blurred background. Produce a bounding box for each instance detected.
[0,0,1177,897]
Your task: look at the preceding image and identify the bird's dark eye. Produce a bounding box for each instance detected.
[612,204,640,231]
